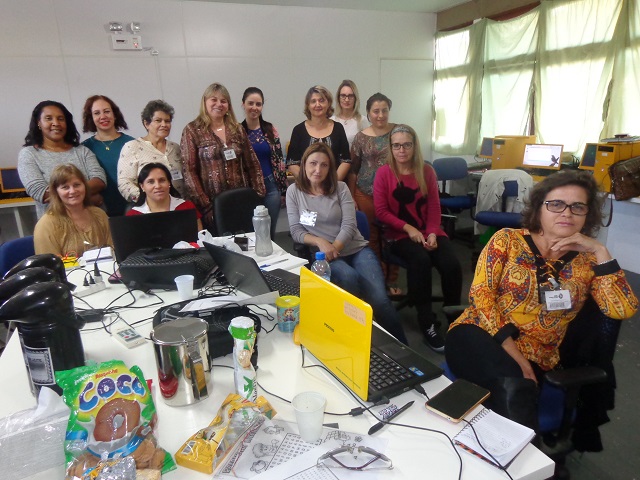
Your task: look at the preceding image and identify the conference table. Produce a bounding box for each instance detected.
[0,239,555,480]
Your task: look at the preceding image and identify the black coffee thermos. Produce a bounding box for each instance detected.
[0,257,85,396]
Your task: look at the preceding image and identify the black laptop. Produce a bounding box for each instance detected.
[203,242,300,296]
[109,210,199,263]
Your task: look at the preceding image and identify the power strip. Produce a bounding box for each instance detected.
[74,282,107,298]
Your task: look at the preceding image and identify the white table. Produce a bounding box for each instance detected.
[0,243,554,480]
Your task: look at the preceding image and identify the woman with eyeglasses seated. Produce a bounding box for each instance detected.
[126,162,203,231]
[286,86,351,181]
[117,99,185,204]
[286,143,407,344]
[445,170,637,430]
[34,164,112,258]
[330,79,369,147]
[373,124,463,353]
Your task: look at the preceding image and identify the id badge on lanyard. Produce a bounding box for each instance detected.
[540,277,572,311]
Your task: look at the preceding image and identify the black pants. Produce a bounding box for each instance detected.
[390,235,462,329]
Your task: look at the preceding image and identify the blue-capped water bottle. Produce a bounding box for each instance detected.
[311,252,331,281]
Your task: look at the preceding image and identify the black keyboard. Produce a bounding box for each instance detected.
[262,270,300,296]
[369,350,414,392]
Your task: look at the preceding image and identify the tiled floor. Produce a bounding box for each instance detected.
[275,230,640,480]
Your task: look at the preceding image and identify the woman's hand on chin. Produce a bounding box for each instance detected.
[550,232,607,256]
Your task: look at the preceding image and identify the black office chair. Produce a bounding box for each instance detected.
[432,157,476,241]
[442,298,617,479]
[213,187,263,236]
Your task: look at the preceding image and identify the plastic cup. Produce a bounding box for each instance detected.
[275,295,300,333]
[174,274,194,301]
[292,391,326,443]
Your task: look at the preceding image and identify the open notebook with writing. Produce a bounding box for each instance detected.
[454,408,535,468]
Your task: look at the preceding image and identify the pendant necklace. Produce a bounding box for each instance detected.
[99,139,115,151]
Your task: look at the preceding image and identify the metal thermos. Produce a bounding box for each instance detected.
[150,317,211,406]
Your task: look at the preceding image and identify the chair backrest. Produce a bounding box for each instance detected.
[0,236,35,277]
[213,187,263,236]
[355,210,370,241]
[433,157,469,191]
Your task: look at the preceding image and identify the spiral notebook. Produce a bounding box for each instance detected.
[453,408,535,468]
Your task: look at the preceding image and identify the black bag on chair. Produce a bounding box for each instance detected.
[610,155,640,201]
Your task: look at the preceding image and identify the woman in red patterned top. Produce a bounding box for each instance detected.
[446,170,637,430]
[126,162,202,231]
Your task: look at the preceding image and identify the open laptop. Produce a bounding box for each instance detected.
[298,268,443,402]
[109,209,199,263]
[203,242,300,296]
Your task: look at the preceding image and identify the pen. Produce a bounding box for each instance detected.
[368,400,414,435]
[259,258,289,268]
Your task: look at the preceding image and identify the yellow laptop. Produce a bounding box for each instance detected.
[298,268,442,402]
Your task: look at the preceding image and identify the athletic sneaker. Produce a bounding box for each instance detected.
[424,324,445,353]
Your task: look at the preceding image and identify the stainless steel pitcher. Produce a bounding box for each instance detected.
[150,317,210,406]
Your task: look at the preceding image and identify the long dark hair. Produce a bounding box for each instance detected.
[241,87,275,144]
[24,100,80,148]
[522,170,603,237]
[134,162,181,207]
[82,95,129,133]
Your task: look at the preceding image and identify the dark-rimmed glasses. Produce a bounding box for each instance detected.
[391,142,413,151]
[339,94,355,100]
[544,200,589,216]
[317,446,393,471]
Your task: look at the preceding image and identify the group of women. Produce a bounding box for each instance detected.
[16,80,640,438]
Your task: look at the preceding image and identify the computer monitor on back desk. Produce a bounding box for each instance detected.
[521,144,564,171]
[579,143,598,170]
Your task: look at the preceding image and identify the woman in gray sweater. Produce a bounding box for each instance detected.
[18,100,106,218]
[286,142,407,344]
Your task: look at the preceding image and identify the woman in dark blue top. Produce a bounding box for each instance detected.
[241,87,288,239]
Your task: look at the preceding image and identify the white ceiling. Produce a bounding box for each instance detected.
[182,0,469,14]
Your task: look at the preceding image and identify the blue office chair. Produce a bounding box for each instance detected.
[474,180,523,230]
[0,236,35,278]
[432,157,476,241]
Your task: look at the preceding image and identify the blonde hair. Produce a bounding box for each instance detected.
[389,124,428,196]
[195,83,240,135]
[48,164,91,216]
[335,79,363,123]
[303,86,334,120]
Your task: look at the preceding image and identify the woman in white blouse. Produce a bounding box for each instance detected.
[330,79,369,147]
[117,100,185,203]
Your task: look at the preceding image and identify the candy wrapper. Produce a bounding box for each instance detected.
[229,316,257,401]
[55,360,176,479]
[175,393,275,474]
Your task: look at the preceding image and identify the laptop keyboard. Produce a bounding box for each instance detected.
[369,350,414,392]
[262,270,300,296]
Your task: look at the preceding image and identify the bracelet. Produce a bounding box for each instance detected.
[597,258,615,265]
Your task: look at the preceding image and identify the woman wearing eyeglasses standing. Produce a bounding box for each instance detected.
[445,170,637,431]
[374,124,462,352]
[330,80,369,147]
[286,85,350,181]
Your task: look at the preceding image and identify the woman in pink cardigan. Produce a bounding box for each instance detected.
[373,124,462,352]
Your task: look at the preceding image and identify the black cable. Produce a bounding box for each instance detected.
[460,418,515,480]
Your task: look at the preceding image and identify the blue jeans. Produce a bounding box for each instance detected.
[329,247,408,344]
[262,174,281,239]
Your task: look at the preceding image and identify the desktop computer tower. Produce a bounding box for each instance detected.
[492,135,536,169]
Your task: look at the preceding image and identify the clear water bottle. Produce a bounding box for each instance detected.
[252,205,273,257]
[311,252,331,281]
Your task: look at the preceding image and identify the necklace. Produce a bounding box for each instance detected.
[98,139,115,151]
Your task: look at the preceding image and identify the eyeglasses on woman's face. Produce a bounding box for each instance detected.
[544,199,589,216]
[391,142,414,151]
[339,94,355,100]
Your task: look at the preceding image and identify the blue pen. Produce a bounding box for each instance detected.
[259,258,288,269]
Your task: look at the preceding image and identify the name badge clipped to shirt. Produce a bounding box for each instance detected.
[223,147,237,161]
[540,278,572,311]
[170,168,183,181]
[300,210,317,227]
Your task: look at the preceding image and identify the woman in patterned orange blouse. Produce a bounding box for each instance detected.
[446,170,637,430]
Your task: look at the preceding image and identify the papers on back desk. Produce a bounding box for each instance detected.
[180,291,280,312]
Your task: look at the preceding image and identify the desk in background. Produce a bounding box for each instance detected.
[0,198,36,240]
[0,244,554,479]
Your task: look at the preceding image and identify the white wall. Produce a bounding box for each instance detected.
[0,0,436,166]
